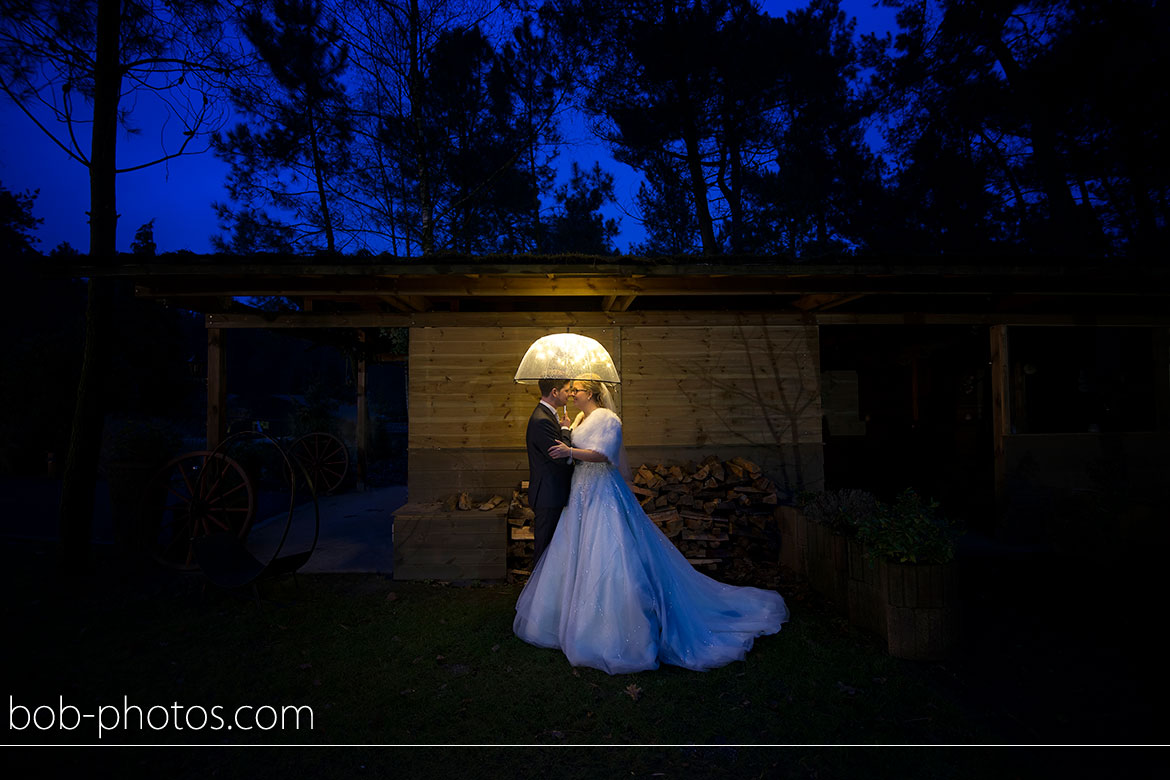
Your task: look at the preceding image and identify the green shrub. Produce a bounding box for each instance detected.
[858,489,960,564]
[799,489,881,534]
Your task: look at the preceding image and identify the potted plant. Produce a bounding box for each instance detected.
[799,489,879,611]
[857,489,962,660]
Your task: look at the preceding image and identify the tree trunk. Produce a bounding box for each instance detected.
[308,115,336,252]
[728,138,742,254]
[976,126,1028,225]
[409,0,433,255]
[59,0,122,573]
[987,36,1089,253]
[716,122,743,255]
[682,116,718,255]
[528,128,542,253]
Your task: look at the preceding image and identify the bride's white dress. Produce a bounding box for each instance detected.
[513,408,788,674]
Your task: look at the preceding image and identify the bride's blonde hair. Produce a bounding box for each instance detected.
[574,374,616,410]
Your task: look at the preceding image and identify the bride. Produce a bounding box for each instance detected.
[513,376,788,674]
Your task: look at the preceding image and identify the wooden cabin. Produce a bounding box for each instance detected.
[88,256,1170,574]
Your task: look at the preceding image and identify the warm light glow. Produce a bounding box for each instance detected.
[514,333,621,385]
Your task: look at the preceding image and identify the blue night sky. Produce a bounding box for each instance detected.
[0,1,897,255]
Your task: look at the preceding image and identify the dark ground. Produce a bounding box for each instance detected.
[922,536,1158,746]
[0,475,1162,775]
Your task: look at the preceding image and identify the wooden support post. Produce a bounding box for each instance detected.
[1155,328,1170,432]
[989,325,1010,514]
[613,326,622,418]
[207,328,227,450]
[356,332,368,491]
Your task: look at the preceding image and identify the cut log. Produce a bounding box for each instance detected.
[647,508,681,525]
[730,456,762,475]
[479,495,505,511]
[681,531,729,542]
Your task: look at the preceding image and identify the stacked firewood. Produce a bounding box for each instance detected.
[506,488,537,576]
[506,455,782,588]
[440,491,507,511]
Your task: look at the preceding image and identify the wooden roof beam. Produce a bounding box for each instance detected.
[139,275,1170,299]
[792,292,868,312]
[121,265,1170,299]
[205,310,1170,330]
[379,294,431,312]
[602,294,638,312]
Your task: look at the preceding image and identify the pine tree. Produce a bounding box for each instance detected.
[214,0,353,253]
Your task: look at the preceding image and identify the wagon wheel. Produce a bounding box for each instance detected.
[142,451,255,570]
[290,432,349,495]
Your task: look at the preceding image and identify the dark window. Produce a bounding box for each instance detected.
[1009,327,1157,434]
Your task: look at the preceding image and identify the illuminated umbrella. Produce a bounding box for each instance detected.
[514,333,620,385]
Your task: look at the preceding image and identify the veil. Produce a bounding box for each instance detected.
[598,383,632,482]
[598,382,617,413]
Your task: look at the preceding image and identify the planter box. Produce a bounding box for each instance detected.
[805,520,849,609]
[846,539,887,638]
[393,502,507,581]
[777,505,808,577]
[884,561,959,660]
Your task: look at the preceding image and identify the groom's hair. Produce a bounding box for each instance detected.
[539,379,569,397]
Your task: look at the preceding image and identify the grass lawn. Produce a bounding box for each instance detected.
[1,537,1156,777]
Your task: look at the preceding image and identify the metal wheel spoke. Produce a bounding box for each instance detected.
[159,511,190,533]
[164,483,193,504]
[202,458,228,497]
[209,480,248,503]
[146,450,254,571]
[178,463,198,497]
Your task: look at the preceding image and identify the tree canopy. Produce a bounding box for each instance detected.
[5,0,1168,261]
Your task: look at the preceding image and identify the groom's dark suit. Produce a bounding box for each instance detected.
[526,401,573,564]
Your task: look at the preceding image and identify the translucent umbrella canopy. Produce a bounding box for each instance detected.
[514,333,621,385]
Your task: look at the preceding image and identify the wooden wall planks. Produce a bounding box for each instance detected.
[407,322,823,502]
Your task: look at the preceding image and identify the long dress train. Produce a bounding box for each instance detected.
[513,408,788,674]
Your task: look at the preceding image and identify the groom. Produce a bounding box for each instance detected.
[526,378,573,564]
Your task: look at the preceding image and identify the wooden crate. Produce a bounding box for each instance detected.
[846,538,887,638]
[884,561,959,660]
[805,520,849,608]
[393,502,507,581]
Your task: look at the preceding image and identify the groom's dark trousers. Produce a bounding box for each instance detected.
[526,403,573,564]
